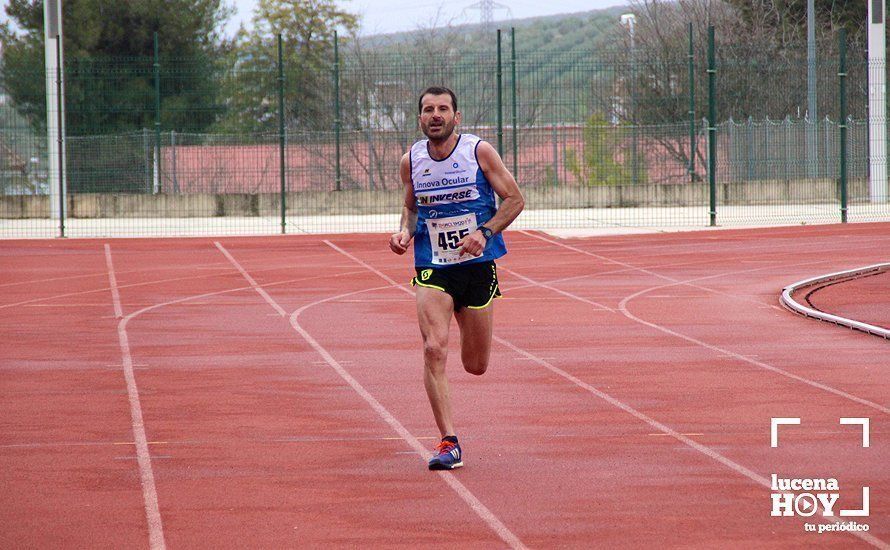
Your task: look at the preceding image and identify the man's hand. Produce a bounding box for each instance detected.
[389,229,412,255]
[457,229,486,258]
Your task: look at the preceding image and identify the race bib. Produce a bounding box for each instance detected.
[426,213,478,265]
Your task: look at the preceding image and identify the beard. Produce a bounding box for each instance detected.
[421,118,457,142]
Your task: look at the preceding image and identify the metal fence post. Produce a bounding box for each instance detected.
[746,117,754,181]
[366,125,376,190]
[497,29,503,156]
[333,30,341,191]
[170,130,179,193]
[56,37,65,237]
[823,116,830,178]
[688,22,695,182]
[551,124,559,186]
[707,25,717,227]
[631,21,638,185]
[143,128,151,193]
[727,118,735,181]
[511,27,518,178]
[153,32,162,194]
[839,29,848,224]
[278,34,287,234]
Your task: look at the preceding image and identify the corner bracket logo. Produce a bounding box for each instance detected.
[770,417,871,534]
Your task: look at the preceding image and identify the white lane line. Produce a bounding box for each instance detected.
[612,263,890,415]
[619,281,890,416]
[214,243,287,317]
[0,429,869,451]
[537,229,890,257]
[105,244,124,319]
[499,267,615,312]
[323,243,773,472]
[520,230,688,280]
[520,230,789,311]
[104,244,166,550]
[94,267,366,549]
[217,241,526,550]
[0,262,347,312]
[290,297,526,549]
[523,231,888,414]
[506,256,724,293]
[325,240,888,550]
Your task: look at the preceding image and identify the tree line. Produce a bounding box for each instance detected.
[0,0,356,135]
[0,0,874,138]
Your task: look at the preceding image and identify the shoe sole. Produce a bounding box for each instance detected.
[429,461,463,471]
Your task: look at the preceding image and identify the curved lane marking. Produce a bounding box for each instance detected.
[522,230,887,413]
[216,241,527,550]
[104,248,367,550]
[325,239,888,549]
[105,244,166,550]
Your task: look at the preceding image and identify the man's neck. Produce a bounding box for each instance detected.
[427,133,460,160]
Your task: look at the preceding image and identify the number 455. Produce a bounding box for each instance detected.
[438,228,471,250]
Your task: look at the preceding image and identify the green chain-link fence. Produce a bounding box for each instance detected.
[0,28,886,238]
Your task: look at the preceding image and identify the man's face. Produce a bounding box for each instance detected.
[418,94,460,141]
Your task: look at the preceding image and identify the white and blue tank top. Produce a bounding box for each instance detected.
[410,134,507,267]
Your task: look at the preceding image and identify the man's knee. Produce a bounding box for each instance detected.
[463,358,488,376]
[423,340,448,367]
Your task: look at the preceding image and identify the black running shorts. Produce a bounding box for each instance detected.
[411,261,502,310]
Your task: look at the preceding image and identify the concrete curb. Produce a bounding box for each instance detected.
[780,263,890,340]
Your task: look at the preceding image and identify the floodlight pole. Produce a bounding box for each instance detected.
[868,0,888,203]
[44,0,66,232]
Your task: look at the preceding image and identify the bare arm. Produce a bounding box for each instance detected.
[476,140,525,233]
[389,153,417,255]
[457,141,525,256]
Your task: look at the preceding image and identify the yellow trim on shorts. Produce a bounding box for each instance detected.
[411,278,447,293]
[465,287,502,310]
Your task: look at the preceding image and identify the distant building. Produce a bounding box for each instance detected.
[364,80,408,131]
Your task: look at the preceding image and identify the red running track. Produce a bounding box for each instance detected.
[805,269,890,331]
[0,223,888,549]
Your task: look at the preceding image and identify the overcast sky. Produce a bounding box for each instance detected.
[0,1,630,37]
[226,0,629,37]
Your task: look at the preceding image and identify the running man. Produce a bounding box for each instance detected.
[389,86,525,470]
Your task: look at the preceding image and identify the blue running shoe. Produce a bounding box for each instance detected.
[428,438,463,470]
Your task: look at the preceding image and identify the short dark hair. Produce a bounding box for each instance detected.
[418,86,457,114]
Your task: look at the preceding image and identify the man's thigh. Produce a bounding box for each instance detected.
[454,303,493,360]
[416,286,455,345]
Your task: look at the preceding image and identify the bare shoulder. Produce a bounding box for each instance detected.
[400,152,412,184]
[475,140,504,171]
[475,139,497,157]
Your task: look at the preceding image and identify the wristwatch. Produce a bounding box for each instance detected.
[479,225,494,241]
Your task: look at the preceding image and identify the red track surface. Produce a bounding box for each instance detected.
[1,223,888,548]
[805,269,890,331]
